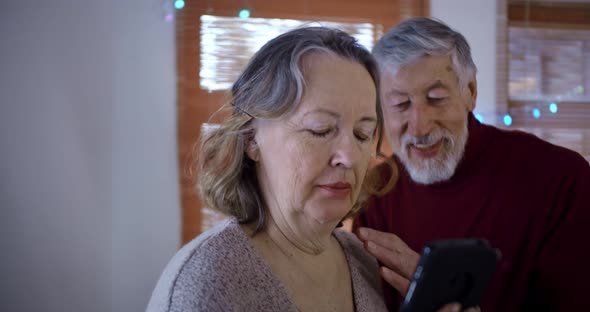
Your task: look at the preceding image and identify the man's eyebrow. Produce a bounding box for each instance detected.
[385,88,407,98]
[426,80,450,92]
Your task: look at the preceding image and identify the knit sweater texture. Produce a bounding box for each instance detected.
[148,218,387,312]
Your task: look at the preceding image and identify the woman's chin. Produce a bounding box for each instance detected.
[308,209,350,227]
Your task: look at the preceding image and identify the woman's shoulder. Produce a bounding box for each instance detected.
[333,229,379,270]
[187,218,246,253]
[333,229,387,312]
[146,218,252,311]
[148,219,297,312]
[170,218,244,273]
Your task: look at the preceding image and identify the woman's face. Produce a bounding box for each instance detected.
[251,53,377,230]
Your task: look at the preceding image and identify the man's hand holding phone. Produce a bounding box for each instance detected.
[356,228,498,312]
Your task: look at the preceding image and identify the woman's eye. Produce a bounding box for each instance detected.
[308,128,333,137]
[354,130,372,142]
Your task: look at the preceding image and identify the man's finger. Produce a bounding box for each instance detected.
[380,266,411,296]
[357,227,402,250]
[365,240,419,280]
[437,303,461,312]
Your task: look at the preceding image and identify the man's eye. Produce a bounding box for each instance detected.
[393,101,410,110]
[428,97,446,104]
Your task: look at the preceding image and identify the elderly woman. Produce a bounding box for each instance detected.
[147,27,471,312]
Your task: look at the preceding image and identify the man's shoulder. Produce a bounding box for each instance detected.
[492,126,589,171]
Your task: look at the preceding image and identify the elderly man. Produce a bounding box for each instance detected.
[354,17,590,311]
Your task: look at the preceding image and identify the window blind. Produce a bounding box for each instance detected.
[508,26,590,162]
[199,15,380,91]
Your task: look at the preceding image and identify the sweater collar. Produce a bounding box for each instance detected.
[451,112,492,182]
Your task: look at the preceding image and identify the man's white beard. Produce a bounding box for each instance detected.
[396,122,468,185]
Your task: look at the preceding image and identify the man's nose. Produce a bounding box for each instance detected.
[407,101,434,137]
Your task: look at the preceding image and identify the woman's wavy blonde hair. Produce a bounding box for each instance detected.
[197,27,396,232]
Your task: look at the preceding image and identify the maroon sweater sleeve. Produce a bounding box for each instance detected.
[525,153,590,310]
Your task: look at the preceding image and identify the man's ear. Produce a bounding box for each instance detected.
[466,78,478,112]
[245,137,260,162]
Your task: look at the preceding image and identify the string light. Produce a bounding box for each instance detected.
[174,0,185,9]
[475,113,484,123]
[503,114,513,126]
[239,9,250,18]
[472,100,562,127]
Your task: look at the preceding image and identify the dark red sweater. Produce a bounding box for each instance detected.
[355,114,590,311]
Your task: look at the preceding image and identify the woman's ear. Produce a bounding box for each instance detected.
[245,137,260,162]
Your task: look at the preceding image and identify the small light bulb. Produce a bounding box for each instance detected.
[475,113,484,123]
[239,9,250,18]
[503,114,512,126]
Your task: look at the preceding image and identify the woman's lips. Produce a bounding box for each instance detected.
[318,182,352,197]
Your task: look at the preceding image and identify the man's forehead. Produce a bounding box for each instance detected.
[384,55,455,78]
[384,79,452,97]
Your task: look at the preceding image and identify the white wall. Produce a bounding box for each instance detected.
[112,0,180,311]
[0,0,180,311]
[430,0,497,122]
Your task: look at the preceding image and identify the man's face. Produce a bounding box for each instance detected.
[380,55,477,184]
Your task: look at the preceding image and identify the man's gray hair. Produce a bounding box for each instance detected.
[372,17,477,91]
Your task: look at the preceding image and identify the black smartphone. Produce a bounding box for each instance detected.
[399,239,501,312]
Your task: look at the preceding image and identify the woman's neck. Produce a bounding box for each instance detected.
[263,214,336,256]
[243,217,353,312]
